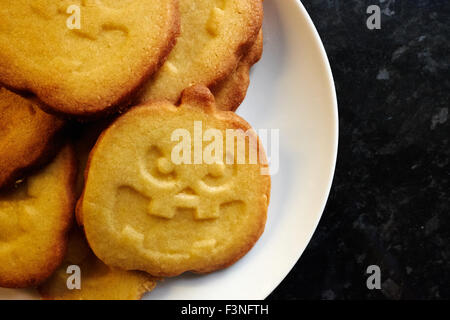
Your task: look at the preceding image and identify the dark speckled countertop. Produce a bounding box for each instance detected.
[269,0,449,300]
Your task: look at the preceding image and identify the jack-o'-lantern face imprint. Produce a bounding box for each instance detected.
[105,134,258,257]
[107,129,259,259]
[133,144,240,221]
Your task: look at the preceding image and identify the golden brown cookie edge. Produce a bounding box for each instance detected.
[0,144,77,288]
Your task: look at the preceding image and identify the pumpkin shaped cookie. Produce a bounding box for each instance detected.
[78,86,270,277]
[0,145,76,288]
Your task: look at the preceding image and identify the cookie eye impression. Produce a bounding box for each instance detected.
[208,162,225,178]
[156,157,175,176]
[201,161,236,188]
[144,146,177,182]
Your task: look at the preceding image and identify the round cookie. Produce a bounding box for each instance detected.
[39,227,156,300]
[0,0,180,118]
[137,0,263,104]
[212,30,263,111]
[78,86,270,277]
[0,87,65,189]
[0,145,76,288]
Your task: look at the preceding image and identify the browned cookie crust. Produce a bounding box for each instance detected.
[0,1,180,119]
[0,145,77,288]
[212,30,263,111]
[137,0,263,105]
[0,87,65,189]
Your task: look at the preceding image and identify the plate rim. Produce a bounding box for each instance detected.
[262,0,339,299]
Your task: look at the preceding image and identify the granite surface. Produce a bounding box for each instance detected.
[269,0,449,300]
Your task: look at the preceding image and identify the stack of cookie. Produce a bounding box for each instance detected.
[0,0,269,300]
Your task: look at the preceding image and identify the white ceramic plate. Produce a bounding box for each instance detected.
[0,0,338,300]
